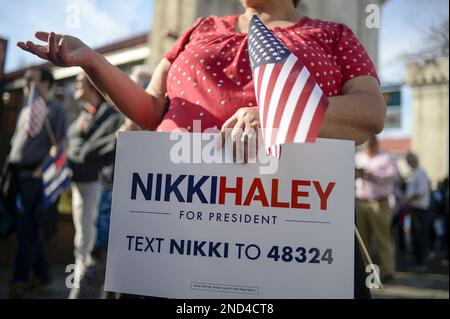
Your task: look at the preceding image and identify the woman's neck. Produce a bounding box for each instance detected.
[238,1,302,33]
[242,1,301,24]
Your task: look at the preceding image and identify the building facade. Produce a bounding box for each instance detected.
[147,0,385,69]
[406,57,449,186]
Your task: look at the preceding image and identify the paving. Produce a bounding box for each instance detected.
[0,252,448,299]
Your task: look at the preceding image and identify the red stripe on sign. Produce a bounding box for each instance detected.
[269,59,303,146]
[284,75,316,143]
[305,94,329,143]
[261,64,283,129]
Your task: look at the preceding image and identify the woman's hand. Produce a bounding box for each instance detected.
[219,106,260,163]
[19,32,169,130]
[17,32,94,68]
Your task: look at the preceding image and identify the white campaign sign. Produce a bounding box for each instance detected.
[105,132,355,299]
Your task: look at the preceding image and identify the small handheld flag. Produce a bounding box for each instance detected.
[25,81,48,138]
[247,15,329,157]
[42,144,71,208]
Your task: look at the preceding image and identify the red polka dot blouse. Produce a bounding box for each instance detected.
[158,15,378,132]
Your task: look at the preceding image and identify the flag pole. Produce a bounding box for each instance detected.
[28,81,35,106]
[354,225,383,289]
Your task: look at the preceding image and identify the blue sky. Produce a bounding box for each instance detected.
[0,0,154,72]
[0,0,448,84]
[379,0,449,83]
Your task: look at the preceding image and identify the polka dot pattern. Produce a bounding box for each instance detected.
[159,15,378,132]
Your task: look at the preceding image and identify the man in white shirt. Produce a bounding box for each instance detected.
[405,153,431,270]
[355,136,399,282]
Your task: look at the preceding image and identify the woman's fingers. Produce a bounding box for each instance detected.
[231,118,245,144]
[218,115,237,150]
[35,31,50,42]
[17,31,65,64]
[36,31,62,42]
[219,107,261,163]
[243,124,258,162]
[48,32,62,65]
[22,41,49,60]
[231,118,245,163]
[57,38,69,65]
[17,42,31,52]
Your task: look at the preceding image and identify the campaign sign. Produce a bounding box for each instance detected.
[105,132,355,299]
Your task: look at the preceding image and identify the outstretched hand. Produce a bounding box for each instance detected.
[17,32,94,68]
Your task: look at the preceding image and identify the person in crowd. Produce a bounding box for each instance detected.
[5,68,68,298]
[18,0,386,298]
[355,135,399,283]
[392,176,408,254]
[75,70,147,299]
[67,73,123,298]
[130,65,152,90]
[429,180,447,258]
[404,152,431,272]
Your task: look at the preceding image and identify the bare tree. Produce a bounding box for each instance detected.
[425,18,449,57]
[396,17,449,63]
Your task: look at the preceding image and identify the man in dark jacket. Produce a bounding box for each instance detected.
[67,73,123,298]
[6,68,68,298]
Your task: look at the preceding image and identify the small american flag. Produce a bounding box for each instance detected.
[248,15,329,157]
[42,144,71,208]
[25,82,48,138]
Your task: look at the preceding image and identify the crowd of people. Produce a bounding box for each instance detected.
[355,135,449,283]
[0,66,150,299]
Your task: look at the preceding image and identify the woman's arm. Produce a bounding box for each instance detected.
[83,51,170,130]
[319,76,386,145]
[220,75,386,158]
[18,32,170,130]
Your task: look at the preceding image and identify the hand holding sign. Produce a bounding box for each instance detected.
[219,106,260,164]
